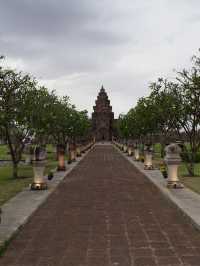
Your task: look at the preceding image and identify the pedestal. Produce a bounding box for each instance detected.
[76,147,81,157]
[144,152,154,170]
[57,154,66,171]
[134,149,140,161]
[128,147,133,156]
[166,164,184,188]
[123,145,128,153]
[71,150,76,162]
[31,160,47,190]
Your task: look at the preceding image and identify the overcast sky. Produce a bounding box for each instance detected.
[0,0,200,117]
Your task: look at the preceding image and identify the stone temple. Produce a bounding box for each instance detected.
[92,86,114,141]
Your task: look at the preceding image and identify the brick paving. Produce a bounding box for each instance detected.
[1,145,200,266]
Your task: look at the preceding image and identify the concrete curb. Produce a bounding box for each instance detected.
[114,145,200,231]
[0,147,93,249]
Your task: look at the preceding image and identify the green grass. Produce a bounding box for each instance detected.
[0,160,58,207]
[0,144,57,161]
[153,143,162,154]
[178,163,200,194]
[0,145,10,160]
[178,163,200,177]
[179,175,200,194]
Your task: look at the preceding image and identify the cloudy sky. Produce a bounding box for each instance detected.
[0,0,200,117]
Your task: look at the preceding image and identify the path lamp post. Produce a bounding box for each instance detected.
[57,144,66,171]
[144,145,154,170]
[164,143,184,189]
[120,142,123,151]
[81,142,85,154]
[123,143,128,153]
[68,142,76,164]
[76,145,81,157]
[134,145,140,161]
[128,146,133,156]
[71,142,76,162]
[31,146,47,190]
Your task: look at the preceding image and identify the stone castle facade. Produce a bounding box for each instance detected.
[92,86,114,141]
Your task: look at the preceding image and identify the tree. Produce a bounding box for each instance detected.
[118,114,130,140]
[173,52,200,175]
[149,78,181,155]
[0,62,38,178]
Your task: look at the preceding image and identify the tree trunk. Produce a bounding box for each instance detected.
[187,162,195,176]
[185,150,195,177]
[160,143,165,158]
[13,162,18,179]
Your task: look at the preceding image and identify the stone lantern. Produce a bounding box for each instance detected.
[123,144,128,153]
[128,146,133,156]
[31,146,47,190]
[144,145,154,170]
[120,143,123,151]
[164,143,184,189]
[57,144,66,171]
[134,145,140,161]
[71,150,76,161]
[68,143,76,164]
[76,146,81,157]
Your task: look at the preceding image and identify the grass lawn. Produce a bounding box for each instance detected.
[179,176,200,194]
[0,160,58,207]
[0,144,57,161]
[0,145,10,160]
[179,163,200,194]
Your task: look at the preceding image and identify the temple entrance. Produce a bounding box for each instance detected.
[99,127,108,141]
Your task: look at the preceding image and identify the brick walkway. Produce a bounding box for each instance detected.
[1,145,200,266]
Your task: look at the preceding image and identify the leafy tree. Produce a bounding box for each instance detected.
[149,78,181,155]
[173,52,200,175]
[117,114,129,140]
[0,61,38,178]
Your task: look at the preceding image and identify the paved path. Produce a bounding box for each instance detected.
[1,145,200,266]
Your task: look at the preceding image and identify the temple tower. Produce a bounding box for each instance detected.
[92,86,114,141]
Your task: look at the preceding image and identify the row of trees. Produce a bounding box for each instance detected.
[118,50,200,176]
[0,57,91,178]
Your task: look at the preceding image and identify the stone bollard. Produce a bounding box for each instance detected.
[128,146,133,156]
[123,145,128,153]
[57,144,66,171]
[31,146,47,190]
[71,150,76,162]
[68,142,76,164]
[144,147,154,170]
[134,147,140,161]
[164,143,184,189]
[76,147,82,157]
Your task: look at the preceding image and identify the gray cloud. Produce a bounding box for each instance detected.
[0,0,200,117]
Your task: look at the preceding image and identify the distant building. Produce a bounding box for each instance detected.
[92,86,114,141]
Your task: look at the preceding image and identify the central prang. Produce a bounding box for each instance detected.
[92,86,114,141]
